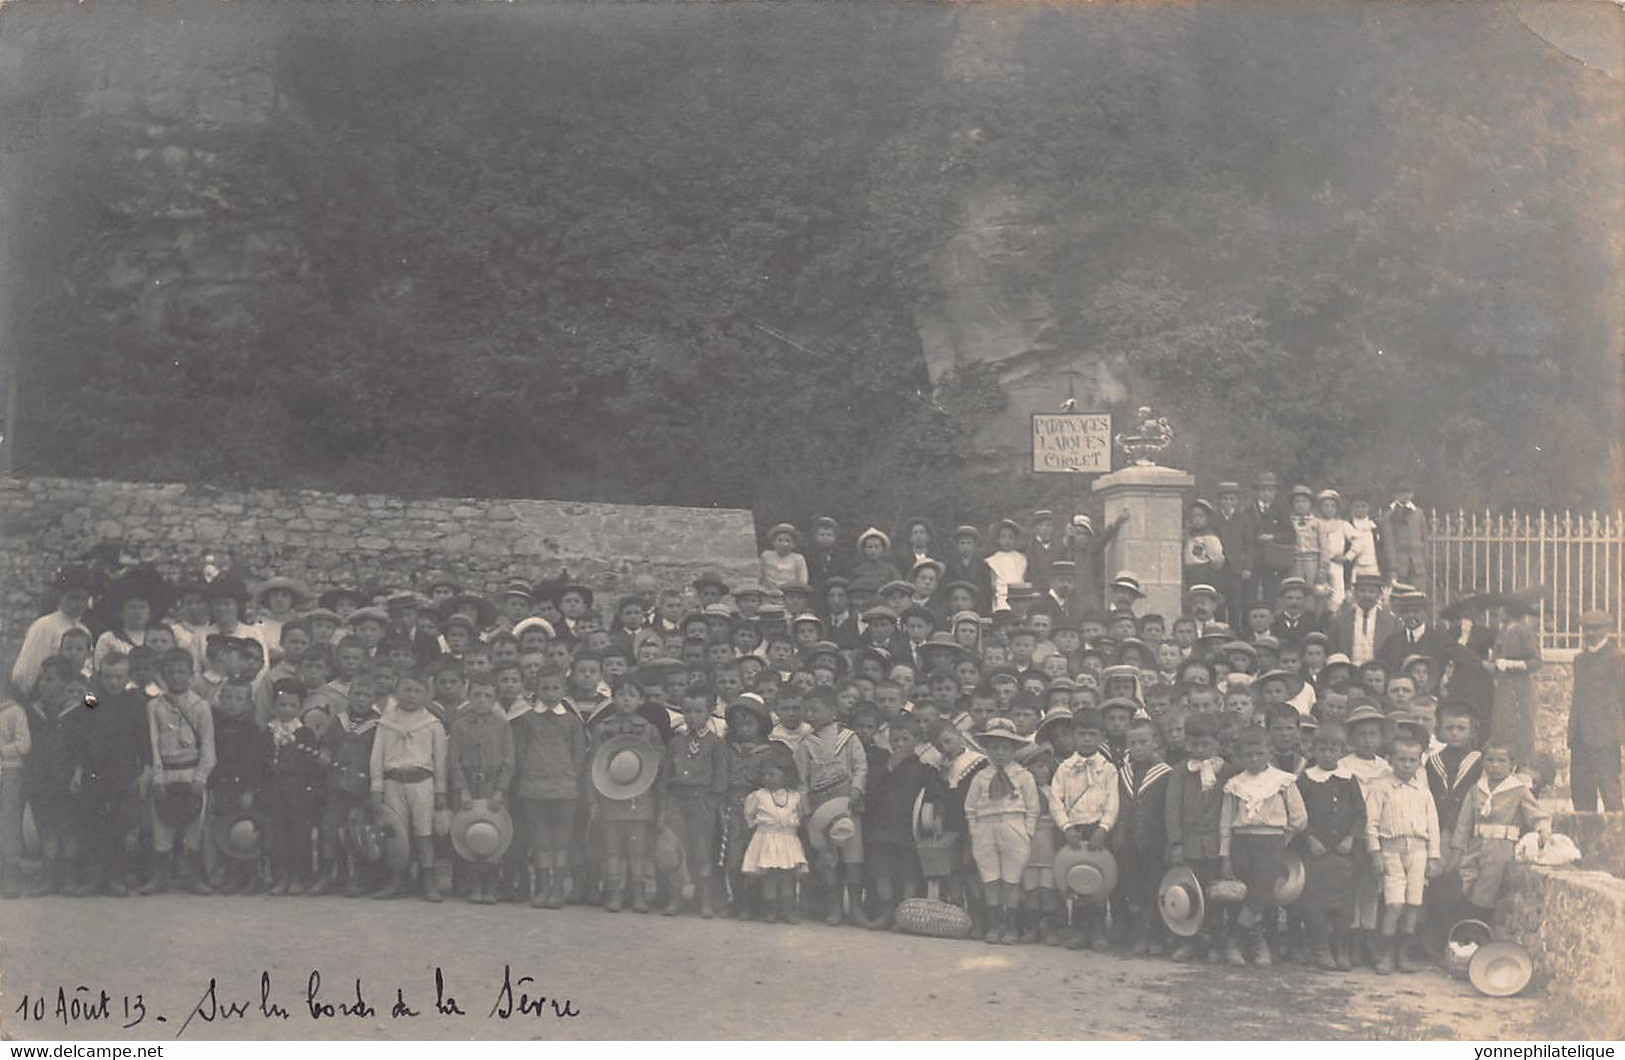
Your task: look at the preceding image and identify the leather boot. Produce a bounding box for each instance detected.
[546,868,566,910]
[418,841,442,903]
[308,861,335,896]
[187,853,213,895]
[372,869,404,900]
[604,878,624,913]
[1315,925,1339,970]
[139,856,170,896]
[698,877,715,919]
[1334,931,1354,971]
[532,869,552,910]
[663,876,684,916]
[1251,923,1273,967]
[630,880,651,914]
[1374,931,1396,975]
[1224,925,1248,967]
[984,905,1004,944]
[1396,930,1418,973]
[781,891,800,924]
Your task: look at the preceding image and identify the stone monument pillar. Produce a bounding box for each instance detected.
[1091,408,1193,620]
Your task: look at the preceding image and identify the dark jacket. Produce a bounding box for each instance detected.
[1112,760,1172,857]
[66,688,149,798]
[1295,769,1365,850]
[321,709,380,799]
[868,750,948,848]
[210,708,265,797]
[1570,638,1625,749]
[1426,747,1483,836]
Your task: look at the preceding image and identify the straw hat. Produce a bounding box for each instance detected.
[1158,864,1206,937]
[1273,852,1307,905]
[449,799,514,863]
[1052,846,1117,903]
[590,735,662,801]
[1468,942,1534,997]
[212,808,268,861]
[254,576,314,607]
[807,796,858,852]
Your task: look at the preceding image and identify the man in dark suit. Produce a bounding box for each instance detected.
[1242,471,1293,606]
[1270,576,1325,648]
[1211,481,1252,624]
[1569,610,1623,812]
[1379,589,1451,692]
[1327,573,1400,667]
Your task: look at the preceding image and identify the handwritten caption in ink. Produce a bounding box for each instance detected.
[13,966,580,1038]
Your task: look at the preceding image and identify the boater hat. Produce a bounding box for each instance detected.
[591,735,662,801]
[807,796,858,852]
[1468,942,1534,997]
[1053,846,1118,902]
[255,576,314,607]
[1273,851,1307,905]
[449,799,514,863]
[1159,864,1206,937]
[212,808,269,861]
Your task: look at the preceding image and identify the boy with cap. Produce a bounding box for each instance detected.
[144,648,216,895]
[311,670,382,897]
[208,678,265,892]
[795,686,867,925]
[1112,718,1173,955]
[511,665,588,909]
[591,681,662,913]
[659,686,729,916]
[65,653,148,896]
[1244,472,1293,605]
[1165,711,1233,962]
[368,671,449,902]
[449,675,515,903]
[1219,727,1308,966]
[1063,509,1130,612]
[1050,708,1120,949]
[1379,484,1429,591]
[1364,734,1441,973]
[1568,610,1623,812]
[263,678,325,895]
[964,717,1041,944]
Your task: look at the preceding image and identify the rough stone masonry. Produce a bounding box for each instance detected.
[0,476,759,662]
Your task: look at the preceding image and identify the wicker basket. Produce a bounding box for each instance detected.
[1446,919,1492,980]
[916,832,960,880]
[895,897,974,939]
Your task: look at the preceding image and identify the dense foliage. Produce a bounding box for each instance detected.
[1,2,1618,540]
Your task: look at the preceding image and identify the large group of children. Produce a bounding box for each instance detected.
[1,484,1619,979]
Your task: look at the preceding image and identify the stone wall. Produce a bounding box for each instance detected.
[0,476,758,659]
[1495,864,1625,1039]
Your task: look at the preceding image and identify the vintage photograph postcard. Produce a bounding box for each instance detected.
[0,0,1620,1043]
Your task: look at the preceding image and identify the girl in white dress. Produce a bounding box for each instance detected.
[741,761,807,923]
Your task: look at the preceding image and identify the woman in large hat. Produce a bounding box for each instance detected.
[1486,587,1546,766]
[92,567,175,670]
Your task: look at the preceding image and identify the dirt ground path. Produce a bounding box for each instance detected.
[1,895,1540,1040]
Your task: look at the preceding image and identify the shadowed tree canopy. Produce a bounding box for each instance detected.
[1,0,1618,539]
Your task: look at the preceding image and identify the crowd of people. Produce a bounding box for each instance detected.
[0,477,1620,980]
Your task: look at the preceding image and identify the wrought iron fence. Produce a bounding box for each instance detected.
[1429,509,1625,652]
